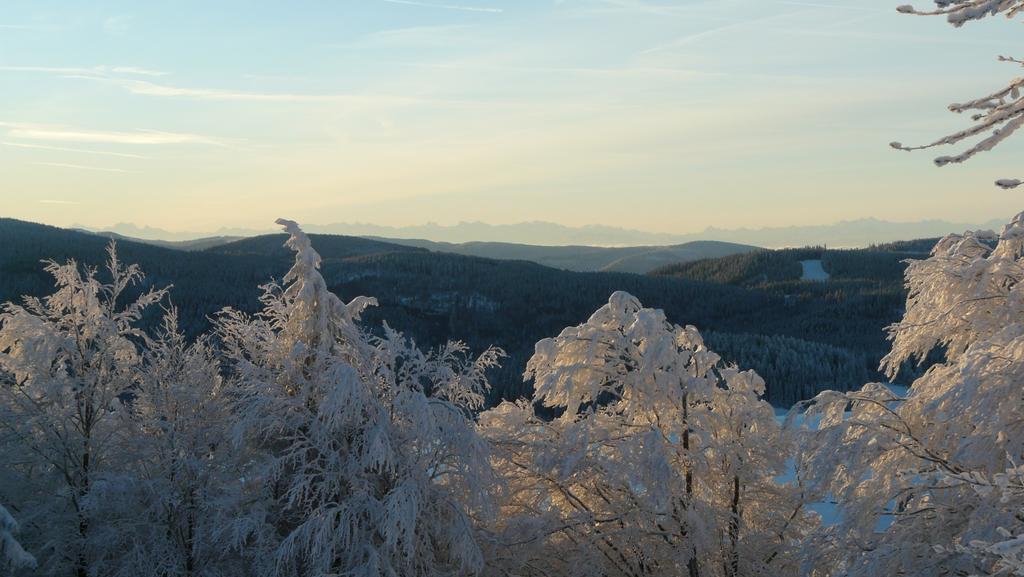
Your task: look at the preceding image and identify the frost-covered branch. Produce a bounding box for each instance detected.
[218,219,501,577]
[0,243,167,576]
[482,292,813,577]
[795,211,1024,576]
[892,2,1024,186]
[896,1,1024,26]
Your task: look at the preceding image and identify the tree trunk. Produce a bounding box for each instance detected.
[185,487,196,577]
[726,475,740,577]
[75,399,93,577]
[682,394,700,577]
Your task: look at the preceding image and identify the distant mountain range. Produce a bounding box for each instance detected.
[82,230,757,274]
[74,222,266,242]
[688,218,1006,249]
[80,217,1007,249]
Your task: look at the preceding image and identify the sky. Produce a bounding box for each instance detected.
[1,0,1022,236]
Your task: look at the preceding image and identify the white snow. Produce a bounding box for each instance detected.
[773,383,910,528]
[800,259,829,281]
[6,213,1024,576]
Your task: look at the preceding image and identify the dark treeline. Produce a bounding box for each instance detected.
[0,218,924,406]
[651,247,821,285]
[651,244,932,286]
[647,243,920,360]
[704,331,872,404]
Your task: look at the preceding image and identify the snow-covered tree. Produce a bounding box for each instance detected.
[107,310,240,577]
[217,219,502,577]
[938,466,1024,577]
[0,244,166,577]
[482,292,812,577]
[794,212,1024,576]
[892,1,1024,187]
[1,502,36,574]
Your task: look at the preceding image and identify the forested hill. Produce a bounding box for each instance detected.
[650,245,934,286]
[207,233,429,259]
[363,237,759,273]
[85,230,245,252]
[87,229,759,273]
[651,245,938,386]
[0,218,924,406]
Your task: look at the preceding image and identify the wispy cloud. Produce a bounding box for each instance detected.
[39,199,82,205]
[1,65,102,75]
[2,141,152,159]
[240,72,314,82]
[349,24,475,48]
[640,23,749,53]
[773,1,886,11]
[0,24,53,30]
[640,10,803,54]
[96,77,349,102]
[109,66,167,77]
[0,64,168,76]
[403,60,717,80]
[773,26,1012,45]
[555,0,690,16]
[33,162,128,173]
[103,15,133,36]
[1,65,419,104]
[1,123,227,146]
[380,0,503,13]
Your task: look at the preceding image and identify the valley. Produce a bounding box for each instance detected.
[0,218,930,407]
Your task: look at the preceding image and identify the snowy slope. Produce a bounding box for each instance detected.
[800,259,830,281]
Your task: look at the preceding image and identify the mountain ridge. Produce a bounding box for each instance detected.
[75,216,1006,248]
[362,238,759,273]
[0,217,916,406]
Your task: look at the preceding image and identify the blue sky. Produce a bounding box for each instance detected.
[1,0,1021,234]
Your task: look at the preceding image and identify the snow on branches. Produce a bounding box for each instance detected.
[11,212,1024,576]
[0,224,504,577]
[0,243,167,577]
[117,312,239,577]
[794,212,1024,577]
[482,292,812,577]
[892,1,1024,187]
[217,219,503,577]
[896,1,1024,26]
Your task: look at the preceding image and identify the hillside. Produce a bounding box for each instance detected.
[77,231,754,273]
[0,218,920,406]
[84,230,245,251]
[208,233,428,259]
[369,238,759,273]
[651,245,924,287]
[80,217,1001,247]
[869,237,941,254]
